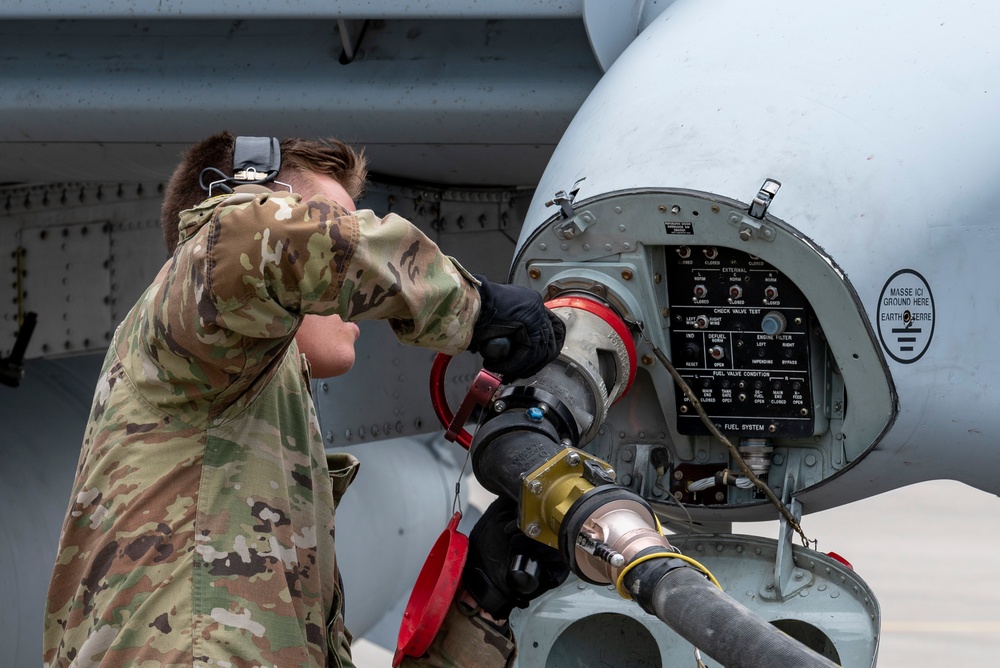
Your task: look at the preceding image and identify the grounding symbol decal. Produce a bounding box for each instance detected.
[876,269,934,364]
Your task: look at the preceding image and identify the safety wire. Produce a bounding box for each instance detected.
[615,513,722,599]
[451,399,493,517]
[654,476,696,550]
[636,326,813,548]
[614,550,722,599]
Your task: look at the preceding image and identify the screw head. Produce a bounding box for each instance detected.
[529,480,543,495]
[526,523,541,538]
[565,452,581,467]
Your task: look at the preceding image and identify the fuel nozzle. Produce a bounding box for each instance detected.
[468,293,662,585]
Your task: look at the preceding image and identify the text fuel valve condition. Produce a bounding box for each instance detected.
[665,245,815,438]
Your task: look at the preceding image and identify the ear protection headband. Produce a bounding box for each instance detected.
[199,136,287,195]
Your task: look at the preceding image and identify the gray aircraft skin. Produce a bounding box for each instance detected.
[2,2,998,666]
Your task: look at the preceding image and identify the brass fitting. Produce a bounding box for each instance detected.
[519,447,613,549]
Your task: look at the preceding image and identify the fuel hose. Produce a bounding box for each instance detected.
[623,560,840,667]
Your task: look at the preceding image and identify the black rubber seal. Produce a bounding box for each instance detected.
[495,385,580,445]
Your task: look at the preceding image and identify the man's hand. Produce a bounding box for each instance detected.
[469,276,566,380]
[463,497,569,620]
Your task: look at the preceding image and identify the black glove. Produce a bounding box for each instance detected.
[463,497,570,619]
[469,275,566,380]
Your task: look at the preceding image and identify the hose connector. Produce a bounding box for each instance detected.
[558,485,672,585]
[619,546,703,615]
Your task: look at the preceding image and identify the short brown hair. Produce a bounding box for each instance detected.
[160,131,368,252]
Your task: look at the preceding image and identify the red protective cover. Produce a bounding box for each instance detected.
[393,512,469,666]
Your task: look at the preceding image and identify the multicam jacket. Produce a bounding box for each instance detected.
[43,189,484,667]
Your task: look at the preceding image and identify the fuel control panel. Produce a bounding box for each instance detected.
[665,245,815,438]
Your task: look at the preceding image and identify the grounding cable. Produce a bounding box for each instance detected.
[637,327,813,547]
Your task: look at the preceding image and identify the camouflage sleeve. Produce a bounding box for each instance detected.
[208,191,480,355]
[400,600,516,668]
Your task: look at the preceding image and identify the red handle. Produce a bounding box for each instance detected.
[429,354,502,449]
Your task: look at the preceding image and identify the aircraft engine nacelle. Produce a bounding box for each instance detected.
[510,0,1000,522]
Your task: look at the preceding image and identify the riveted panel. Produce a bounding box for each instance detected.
[19,221,113,357]
[1,238,20,359]
[0,182,166,361]
[109,218,169,323]
[366,181,531,281]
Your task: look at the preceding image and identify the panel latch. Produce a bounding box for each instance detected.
[547,178,596,240]
[749,178,781,220]
[730,178,781,242]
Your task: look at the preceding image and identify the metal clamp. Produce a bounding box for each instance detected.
[554,210,597,240]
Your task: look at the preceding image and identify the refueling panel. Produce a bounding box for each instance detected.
[513,187,897,521]
[665,245,815,439]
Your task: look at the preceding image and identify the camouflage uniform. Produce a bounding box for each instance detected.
[43,189,510,667]
[400,601,515,668]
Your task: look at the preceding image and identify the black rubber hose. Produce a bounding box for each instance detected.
[470,409,562,500]
[634,566,840,667]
